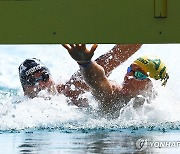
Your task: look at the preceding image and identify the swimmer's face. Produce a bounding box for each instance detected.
[23,71,56,98]
[122,63,153,97]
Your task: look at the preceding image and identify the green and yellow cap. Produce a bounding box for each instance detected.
[133,56,169,86]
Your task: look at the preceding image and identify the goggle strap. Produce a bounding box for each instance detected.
[127,66,132,73]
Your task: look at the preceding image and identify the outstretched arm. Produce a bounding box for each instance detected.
[95,44,142,76]
[57,44,142,106]
[63,44,115,101]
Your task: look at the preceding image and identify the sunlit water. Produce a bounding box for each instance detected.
[0,44,180,153]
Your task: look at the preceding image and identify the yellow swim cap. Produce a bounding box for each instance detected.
[133,56,169,86]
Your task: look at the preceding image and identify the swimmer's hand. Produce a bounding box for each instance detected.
[62,44,98,64]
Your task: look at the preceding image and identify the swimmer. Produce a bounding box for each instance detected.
[19,58,57,98]
[18,44,142,107]
[63,44,169,117]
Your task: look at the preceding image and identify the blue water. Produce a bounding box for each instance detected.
[1,44,180,153]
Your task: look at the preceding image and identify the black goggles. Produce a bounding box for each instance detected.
[26,72,50,86]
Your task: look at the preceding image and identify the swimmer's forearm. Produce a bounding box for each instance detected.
[58,61,107,100]
[81,61,105,81]
[80,61,112,93]
[95,44,142,76]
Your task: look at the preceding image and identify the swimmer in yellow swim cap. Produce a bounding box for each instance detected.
[64,44,169,118]
[132,56,169,86]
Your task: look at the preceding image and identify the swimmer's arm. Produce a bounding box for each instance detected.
[56,79,89,107]
[58,44,141,105]
[80,61,114,97]
[63,44,114,98]
[57,44,142,92]
[95,44,142,76]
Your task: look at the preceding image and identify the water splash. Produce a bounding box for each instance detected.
[0,83,179,133]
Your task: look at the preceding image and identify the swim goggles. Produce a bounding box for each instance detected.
[127,66,148,80]
[26,72,50,86]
